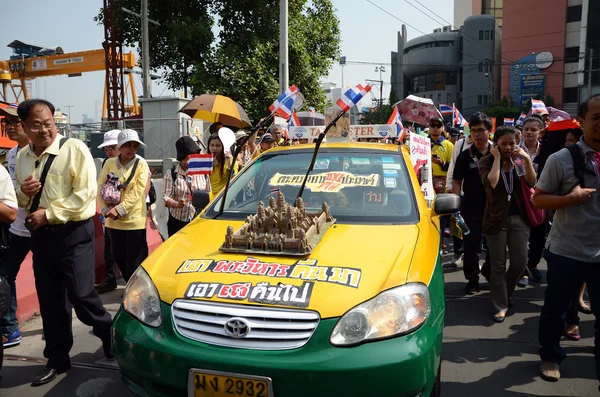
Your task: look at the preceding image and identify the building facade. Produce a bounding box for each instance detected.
[391,15,501,120]
[454,0,503,28]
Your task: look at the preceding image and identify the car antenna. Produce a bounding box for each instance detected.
[295,110,348,199]
[214,115,273,218]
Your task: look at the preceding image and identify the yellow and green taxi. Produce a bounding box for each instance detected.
[113,142,460,397]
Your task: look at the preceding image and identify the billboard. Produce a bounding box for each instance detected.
[520,74,546,107]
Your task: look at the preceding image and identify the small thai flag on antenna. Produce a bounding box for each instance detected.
[531,99,548,115]
[453,106,468,127]
[187,154,213,175]
[269,85,299,119]
[336,84,372,112]
[387,106,405,141]
[504,118,515,126]
[308,106,316,117]
[270,187,280,195]
[517,112,527,124]
[439,103,453,115]
[288,110,301,127]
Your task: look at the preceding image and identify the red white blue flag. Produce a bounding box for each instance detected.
[517,112,527,124]
[269,85,299,119]
[453,106,468,127]
[187,154,213,175]
[288,110,301,127]
[336,84,372,112]
[308,106,316,117]
[531,99,548,115]
[504,118,515,126]
[387,106,405,141]
[439,103,453,115]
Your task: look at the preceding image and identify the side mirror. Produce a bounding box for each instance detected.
[192,191,211,211]
[432,193,461,216]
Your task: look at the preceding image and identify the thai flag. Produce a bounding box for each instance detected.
[288,111,301,127]
[270,187,280,195]
[453,106,468,127]
[187,154,213,175]
[269,85,299,119]
[504,118,515,126]
[439,103,453,115]
[531,99,548,115]
[308,106,316,117]
[336,84,372,112]
[387,106,405,141]
[517,112,527,124]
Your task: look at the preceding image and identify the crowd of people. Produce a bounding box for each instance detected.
[0,95,599,389]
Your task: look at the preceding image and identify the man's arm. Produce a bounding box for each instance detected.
[445,139,463,192]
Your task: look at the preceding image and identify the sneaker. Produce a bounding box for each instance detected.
[443,253,462,269]
[3,330,23,348]
[95,281,117,294]
[517,276,529,288]
[464,281,480,295]
[540,361,560,382]
[530,268,543,282]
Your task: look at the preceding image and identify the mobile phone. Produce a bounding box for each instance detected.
[432,154,440,159]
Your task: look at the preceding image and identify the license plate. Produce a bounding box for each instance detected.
[188,369,273,397]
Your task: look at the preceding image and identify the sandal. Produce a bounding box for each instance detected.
[564,331,581,341]
[577,304,592,315]
[493,313,506,323]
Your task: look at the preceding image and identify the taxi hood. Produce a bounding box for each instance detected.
[144,218,420,319]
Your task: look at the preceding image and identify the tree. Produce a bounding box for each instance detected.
[191,0,341,120]
[388,88,399,107]
[358,105,393,125]
[483,97,521,122]
[96,0,214,96]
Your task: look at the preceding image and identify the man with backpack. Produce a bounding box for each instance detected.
[534,94,600,384]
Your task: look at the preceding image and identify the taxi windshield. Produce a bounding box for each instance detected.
[204,148,419,224]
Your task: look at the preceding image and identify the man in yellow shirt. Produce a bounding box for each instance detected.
[14,99,113,386]
[429,116,454,192]
[251,133,277,160]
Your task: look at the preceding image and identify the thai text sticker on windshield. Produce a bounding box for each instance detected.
[269,171,379,193]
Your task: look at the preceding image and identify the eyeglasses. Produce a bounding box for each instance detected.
[471,128,488,134]
[25,121,55,133]
[1,119,20,127]
[430,124,443,128]
[103,146,117,151]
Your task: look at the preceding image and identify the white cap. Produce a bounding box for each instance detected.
[98,129,121,148]
[118,129,146,148]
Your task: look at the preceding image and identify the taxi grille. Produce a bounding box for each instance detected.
[171,300,320,350]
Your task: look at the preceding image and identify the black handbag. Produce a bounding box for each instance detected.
[0,275,10,317]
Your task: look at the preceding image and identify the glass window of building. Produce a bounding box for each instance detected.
[479,30,483,40]
[478,95,482,105]
[482,0,503,28]
[567,5,582,23]
[485,30,490,40]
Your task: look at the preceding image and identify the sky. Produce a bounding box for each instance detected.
[0,0,454,123]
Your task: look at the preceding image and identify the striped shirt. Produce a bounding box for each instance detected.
[162,164,211,222]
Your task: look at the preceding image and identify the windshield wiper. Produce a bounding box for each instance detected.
[296,110,346,199]
[214,117,272,219]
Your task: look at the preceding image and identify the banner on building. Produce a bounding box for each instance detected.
[288,124,399,140]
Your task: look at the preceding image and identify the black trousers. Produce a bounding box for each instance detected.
[167,214,189,238]
[31,219,112,371]
[527,215,549,270]
[462,214,484,283]
[102,227,117,284]
[106,228,148,283]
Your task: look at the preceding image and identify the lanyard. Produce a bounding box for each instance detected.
[501,162,514,202]
[469,145,489,167]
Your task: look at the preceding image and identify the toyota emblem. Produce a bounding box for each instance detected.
[224,317,251,338]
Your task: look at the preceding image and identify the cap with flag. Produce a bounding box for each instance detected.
[452,106,468,127]
[387,106,406,141]
[336,84,372,112]
[517,112,527,125]
[269,85,299,119]
[531,99,549,115]
[504,118,515,126]
[439,103,453,115]
[288,110,301,127]
[187,153,214,175]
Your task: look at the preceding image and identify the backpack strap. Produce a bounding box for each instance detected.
[30,138,68,213]
[567,144,586,188]
[117,158,140,190]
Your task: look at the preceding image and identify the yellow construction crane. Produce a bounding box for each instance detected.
[0,42,140,118]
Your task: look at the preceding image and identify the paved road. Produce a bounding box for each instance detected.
[1,250,598,397]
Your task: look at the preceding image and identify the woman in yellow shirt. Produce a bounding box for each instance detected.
[208,133,238,195]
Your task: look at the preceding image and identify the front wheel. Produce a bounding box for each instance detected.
[430,364,441,397]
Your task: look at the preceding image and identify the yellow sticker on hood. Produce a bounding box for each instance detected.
[269,171,379,193]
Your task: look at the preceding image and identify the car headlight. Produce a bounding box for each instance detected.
[330,283,430,346]
[123,266,162,327]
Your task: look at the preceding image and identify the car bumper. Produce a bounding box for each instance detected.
[113,301,443,397]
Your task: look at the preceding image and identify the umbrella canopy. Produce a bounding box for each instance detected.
[295,111,326,126]
[527,106,571,122]
[179,94,252,128]
[394,95,443,126]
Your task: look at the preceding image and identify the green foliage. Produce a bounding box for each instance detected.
[96,0,214,95]
[191,0,341,120]
[388,88,399,106]
[483,99,521,122]
[545,94,556,107]
[358,105,393,125]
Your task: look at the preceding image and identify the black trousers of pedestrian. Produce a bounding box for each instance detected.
[539,250,600,381]
[462,214,484,283]
[527,215,549,270]
[31,219,112,371]
[102,228,117,284]
[167,214,189,238]
[106,228,148,283]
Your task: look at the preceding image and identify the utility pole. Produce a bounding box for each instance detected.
[279,0,289,93]
[141,0,151,99]
[375,65,386,109]
[588,48,594,97]
[64,105,74,122]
